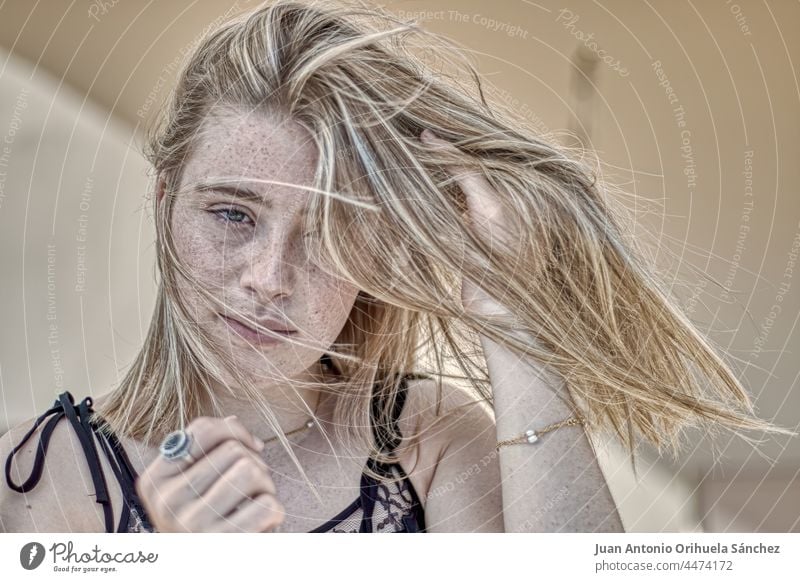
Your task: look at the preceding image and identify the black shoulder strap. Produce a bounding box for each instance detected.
[89,421,138,533]
[362,373,431,533]
[370,372,433,456]
[370,374,409,457]
[4,392,116,533]
[392,455,427,533]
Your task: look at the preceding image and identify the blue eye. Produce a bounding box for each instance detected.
[211,207,253,226]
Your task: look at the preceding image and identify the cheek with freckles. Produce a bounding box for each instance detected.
[290,218,365,343]
[295,264,360,343]
[169,201,230,315]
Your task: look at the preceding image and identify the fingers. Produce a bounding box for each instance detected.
[194,439,274,495]
[419,130,512,246]
[149,415,264,480]
[134,415,279,533]
[212,493,286,533]
[197,455,276,518]
[163,455,279,532]
[144,439,275,510]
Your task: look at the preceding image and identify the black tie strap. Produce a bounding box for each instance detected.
[4,391,115,533]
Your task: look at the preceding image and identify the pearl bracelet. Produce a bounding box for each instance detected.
[495,415,585,451]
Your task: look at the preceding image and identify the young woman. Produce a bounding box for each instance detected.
[1,0,789,533]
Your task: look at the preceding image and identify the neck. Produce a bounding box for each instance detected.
[212,358,333,442]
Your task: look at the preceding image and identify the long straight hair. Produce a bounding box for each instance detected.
[95,0,794,490]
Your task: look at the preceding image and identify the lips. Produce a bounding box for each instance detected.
[219,314,297,343]
[251,317,296,333]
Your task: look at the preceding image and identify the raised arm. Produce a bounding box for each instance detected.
[482,331,625,532]
[419,129,624,532]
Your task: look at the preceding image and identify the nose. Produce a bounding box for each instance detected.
[239,234,299,301]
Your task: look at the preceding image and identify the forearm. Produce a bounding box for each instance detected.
[481,331,625,533]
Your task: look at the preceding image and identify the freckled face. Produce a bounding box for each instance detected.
[167,106,359,377]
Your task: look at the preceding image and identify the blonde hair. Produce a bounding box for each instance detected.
[95,0,794,488]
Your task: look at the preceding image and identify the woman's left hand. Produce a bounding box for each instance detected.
[420,129,518,319]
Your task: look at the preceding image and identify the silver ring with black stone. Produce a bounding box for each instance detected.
[159,429,196,465]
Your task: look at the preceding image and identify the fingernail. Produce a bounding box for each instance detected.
[225,415,237,421]
[255,437,265,451]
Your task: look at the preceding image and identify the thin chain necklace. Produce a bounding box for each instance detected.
[259,360,333,446]
[261,416,316,446]
[260,389,323,446]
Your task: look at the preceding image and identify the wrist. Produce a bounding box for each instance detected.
[496,415,586,452]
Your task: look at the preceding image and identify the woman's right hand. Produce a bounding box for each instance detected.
[134,415,285,532]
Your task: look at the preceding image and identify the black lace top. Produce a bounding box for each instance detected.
[4,374,427,533]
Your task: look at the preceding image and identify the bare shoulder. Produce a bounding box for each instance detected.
[0,410,120,533]
[396,376,503,532]
[395,376,496,502]
[401,376,494,442]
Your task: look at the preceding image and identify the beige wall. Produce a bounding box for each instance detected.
[1,0,797,531]
[0,46,154,430]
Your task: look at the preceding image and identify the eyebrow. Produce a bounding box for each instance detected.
[195,181,275,208]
